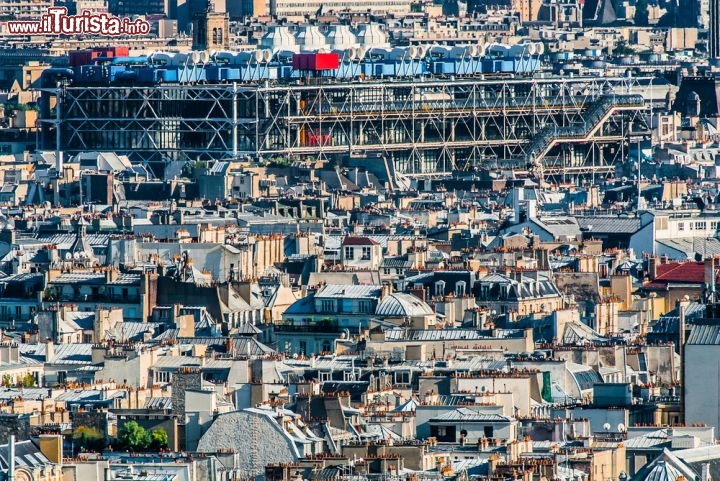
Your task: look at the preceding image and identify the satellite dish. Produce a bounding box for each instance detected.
[618,423,626,432]
[603,423,611,431]
[64,252,72,260]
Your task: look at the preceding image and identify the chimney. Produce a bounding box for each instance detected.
[44,340,55,363]
[0,344,8,365]
[705,256,717,299]
[91,345,107,364]
[648,255,659,280]
[105,268,117,283]
[488,453,499,474]
[410,287,425,302]
[678,296,690,350]
[381,282,393,298]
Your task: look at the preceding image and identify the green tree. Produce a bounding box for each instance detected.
[267,156,291,168]
[21,373,35,387]
[149,428,168,450]
[613,39,635,56]
[74,426,105,453]
[1,374,11,387]
[634,0,649,26]
[117,421,150,451]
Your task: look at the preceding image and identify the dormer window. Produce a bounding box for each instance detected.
[435,280,446,297]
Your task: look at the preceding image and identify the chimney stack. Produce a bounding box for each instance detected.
[648,255,659,280]
[44,339,55,363]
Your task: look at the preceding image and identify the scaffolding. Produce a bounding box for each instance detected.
[40,75,651,178]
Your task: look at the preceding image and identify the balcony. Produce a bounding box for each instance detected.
[274,322,342,333]
[54,293,141,304]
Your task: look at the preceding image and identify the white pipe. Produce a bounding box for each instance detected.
[8,435,15,481]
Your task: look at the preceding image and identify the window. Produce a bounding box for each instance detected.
[362,247,372,260]
[319,371,330,382]
[678,222,684,231]
[435,281,446,297]
[154,371,171,383]
[384,268,391,275]
[712,221,718,230]
[299,340,307,355]
[697,221,707,230]
[212,27,223,45]
[57,372,67,384]
[358,300,373,314]
[481,285,489,299]
[394,371,411,385]
[322,340,331,353]
[321,300,335,312]
[344,246,354,260]
[15,306,21,319]
[484,426,494,438]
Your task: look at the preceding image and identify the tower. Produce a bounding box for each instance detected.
[192,2,229,50]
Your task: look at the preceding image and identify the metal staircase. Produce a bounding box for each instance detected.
[525,94,645,164]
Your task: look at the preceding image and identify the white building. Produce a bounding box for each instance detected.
[630,209,720,257]
[341,235,382,271]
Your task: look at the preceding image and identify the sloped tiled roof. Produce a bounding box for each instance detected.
[341,235,379,246]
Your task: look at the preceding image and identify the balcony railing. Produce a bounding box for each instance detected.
[274,322,342,333]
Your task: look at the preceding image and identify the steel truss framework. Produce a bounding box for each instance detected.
[40,75,651,177]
